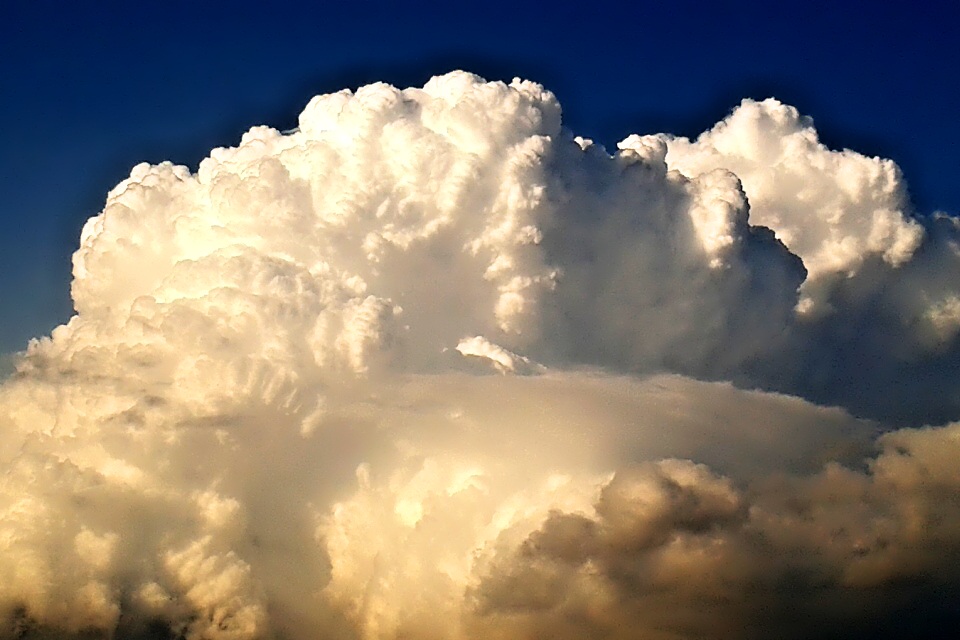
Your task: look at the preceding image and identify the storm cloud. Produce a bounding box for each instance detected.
[2,72,960,639]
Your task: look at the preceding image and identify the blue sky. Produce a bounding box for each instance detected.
[2,0,958,354]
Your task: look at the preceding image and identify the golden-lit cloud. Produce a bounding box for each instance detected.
[3,72,960,639]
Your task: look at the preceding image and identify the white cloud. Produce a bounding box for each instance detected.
[3,72,960,639]
[657,98,924,281]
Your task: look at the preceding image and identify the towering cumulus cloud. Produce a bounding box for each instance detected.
[3,72,960,639]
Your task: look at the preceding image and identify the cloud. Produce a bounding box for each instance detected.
[655,98,924,283]
[471,422,960,640]
[644,100,960,422]
[2,71,960,639]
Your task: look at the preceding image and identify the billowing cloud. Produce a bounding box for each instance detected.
[2,71,960,639]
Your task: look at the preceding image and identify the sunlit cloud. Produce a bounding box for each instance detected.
[3,72,960,639]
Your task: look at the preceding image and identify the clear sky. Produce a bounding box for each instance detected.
[2,0,958,354]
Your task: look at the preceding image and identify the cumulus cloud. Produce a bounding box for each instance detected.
[2,71,960,639]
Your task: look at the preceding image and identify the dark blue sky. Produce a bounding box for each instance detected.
[2,0,958,353]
